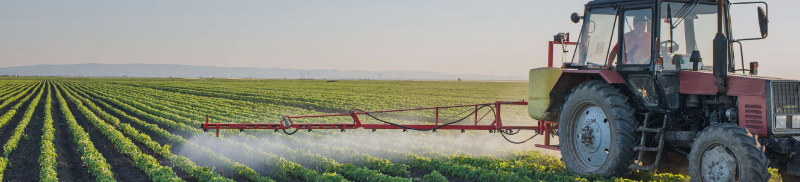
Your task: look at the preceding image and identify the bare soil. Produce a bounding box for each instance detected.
[3,97,45,182]
[53,92,95,182]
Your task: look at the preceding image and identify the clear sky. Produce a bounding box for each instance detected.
[1,1,797,79]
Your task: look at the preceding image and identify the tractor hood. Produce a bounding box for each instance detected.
[679,70,797,96]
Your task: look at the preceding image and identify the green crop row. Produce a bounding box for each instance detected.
[422,170,448,182]
[39,82,58,181]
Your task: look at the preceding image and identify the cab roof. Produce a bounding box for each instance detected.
[586,0,720,6]
[586,0,649,5]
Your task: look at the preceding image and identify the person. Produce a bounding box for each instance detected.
[607,14,652,65]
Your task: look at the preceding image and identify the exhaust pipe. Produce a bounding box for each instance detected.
[713,0,728,94]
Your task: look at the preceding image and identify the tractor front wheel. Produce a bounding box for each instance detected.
[687,124,770,182]
[558,81,636,178]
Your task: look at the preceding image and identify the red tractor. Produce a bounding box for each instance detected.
[203,0,793,181]
[529,0,785,181]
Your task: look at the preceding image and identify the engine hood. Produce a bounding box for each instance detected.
[679,70,798,96]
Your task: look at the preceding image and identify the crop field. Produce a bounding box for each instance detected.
[0,77,755,182]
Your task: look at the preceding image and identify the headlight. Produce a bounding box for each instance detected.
[776,116,788,129]
[793,116,800,128]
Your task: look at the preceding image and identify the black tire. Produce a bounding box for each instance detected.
[558,80,636,178]
[687,124,770,182]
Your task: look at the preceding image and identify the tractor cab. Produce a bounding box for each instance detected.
[570,0,730,72]
[568,0,768,73]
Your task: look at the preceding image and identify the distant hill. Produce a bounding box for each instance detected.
[0,64,524,81]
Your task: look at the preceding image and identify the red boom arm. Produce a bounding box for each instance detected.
[200,101,559,150]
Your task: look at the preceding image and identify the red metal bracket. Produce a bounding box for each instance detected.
[548,33,578,68]
[533,120,559,151]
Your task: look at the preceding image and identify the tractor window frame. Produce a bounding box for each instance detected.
[658,2,727,71]
[616,8,656,67]
[570,7,619,67]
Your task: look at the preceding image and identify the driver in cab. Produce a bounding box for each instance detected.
[608,14,652,65]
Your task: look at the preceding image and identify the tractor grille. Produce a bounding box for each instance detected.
[773,82,800,115]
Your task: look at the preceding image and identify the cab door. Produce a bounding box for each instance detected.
[616,7,665,111]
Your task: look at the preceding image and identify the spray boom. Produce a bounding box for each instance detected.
[201,101,559,149]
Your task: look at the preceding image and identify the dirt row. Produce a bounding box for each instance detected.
[0,84,39,182]
[4,87,46,181]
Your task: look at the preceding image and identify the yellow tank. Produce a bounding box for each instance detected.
[528,67,563,121]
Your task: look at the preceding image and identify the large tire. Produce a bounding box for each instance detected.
[558,81,636,178]
[687,124,770,182]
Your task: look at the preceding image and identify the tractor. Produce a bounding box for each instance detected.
[202,0,794,181]
[528,0,790,181]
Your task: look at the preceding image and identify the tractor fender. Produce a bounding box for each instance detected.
[529,69,625,121]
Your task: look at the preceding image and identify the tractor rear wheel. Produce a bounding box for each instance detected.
[558,81,636,178]
[687,124,770,182]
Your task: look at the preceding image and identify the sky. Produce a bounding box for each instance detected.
[1,0,798,79]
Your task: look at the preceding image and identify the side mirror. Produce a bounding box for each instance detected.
[571,13,583,24]
[757,7,768,38]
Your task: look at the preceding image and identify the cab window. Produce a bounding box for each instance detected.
[572,8,617,67]
[659,3,720,70]
[617,9,653,65]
